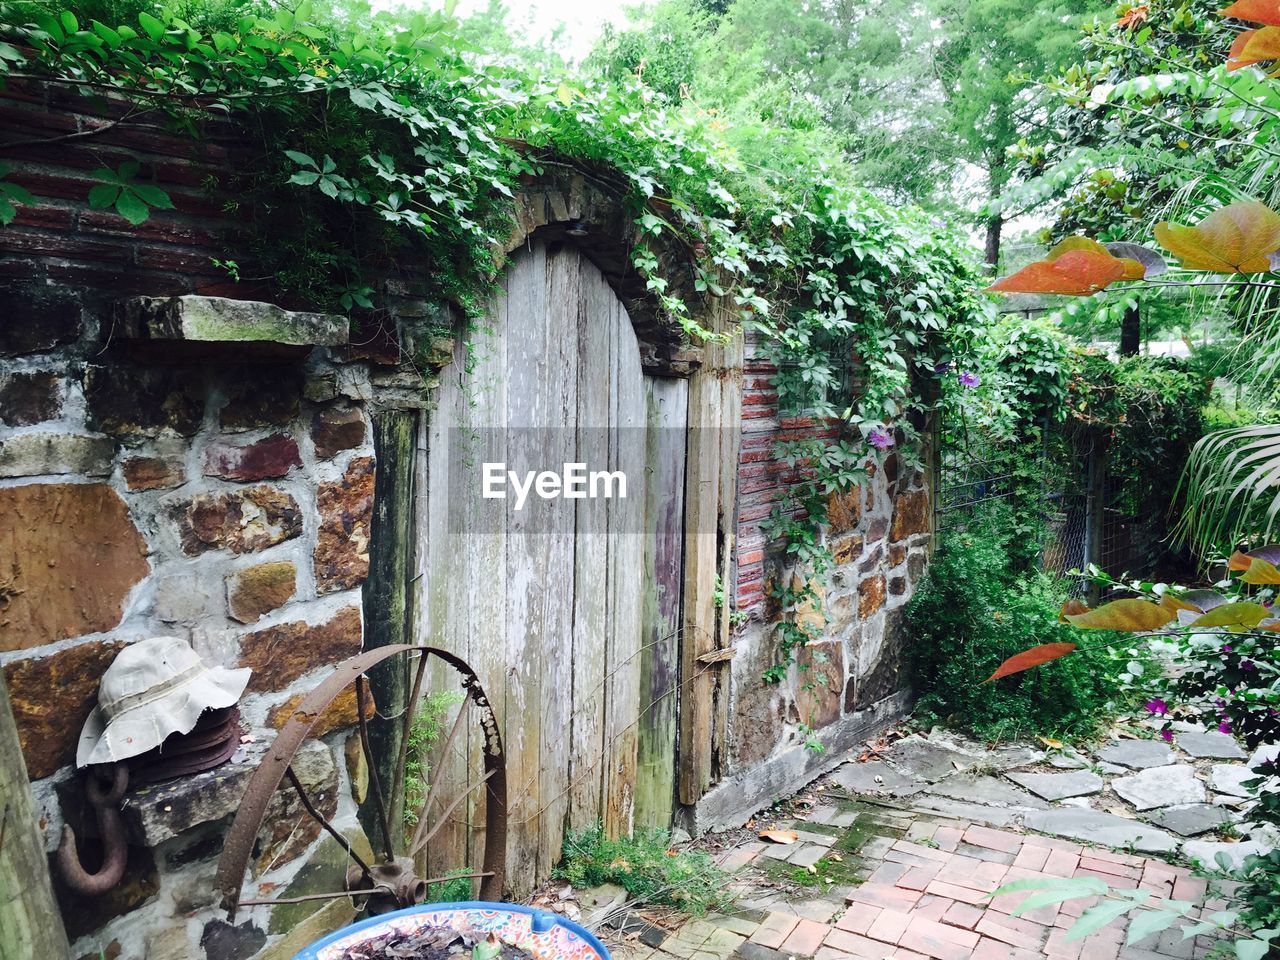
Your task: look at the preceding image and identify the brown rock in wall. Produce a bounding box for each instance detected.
[3,639,126,778]
[314,456,374,593]
[123,455,186,491]
[890,489,931,541]
[203,433,302,481]
[826,486,861,533]
[83,364,203,441]
[219,367,302,430]
[0,483,150,653]
[0,281,81,357]
[266,685,374,737]
[858,574,887,618]
[795,641,844,729]
[237,605,363,692]
[226,560,297,624]
[311,407,366,460]
[0,370,63,425]
[888,543,907,567]
[174,486,302,555]
[831,534,862,566]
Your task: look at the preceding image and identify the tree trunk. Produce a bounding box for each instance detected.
[984,213,1002,271]
[1120,303,1141,356]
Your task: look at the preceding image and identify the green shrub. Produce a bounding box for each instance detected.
[556,826,729,916]
[904,504,1130,741]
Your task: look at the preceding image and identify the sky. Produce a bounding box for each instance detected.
[447,0,634,60]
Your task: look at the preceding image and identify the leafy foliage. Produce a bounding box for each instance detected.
[556,826,729,917]
[904,504,1132,741]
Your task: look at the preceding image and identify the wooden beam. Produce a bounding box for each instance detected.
[0,673,70,960]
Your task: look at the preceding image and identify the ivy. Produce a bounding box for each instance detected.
[0,0,985,679]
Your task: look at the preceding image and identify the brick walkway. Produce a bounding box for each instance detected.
[610,807,1225,960]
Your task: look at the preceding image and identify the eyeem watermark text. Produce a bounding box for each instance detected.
[482,462,627,511]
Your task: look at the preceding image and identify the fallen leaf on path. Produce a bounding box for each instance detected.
[758,829,799,844]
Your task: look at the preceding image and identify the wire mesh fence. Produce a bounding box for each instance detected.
[937,420,1160,597]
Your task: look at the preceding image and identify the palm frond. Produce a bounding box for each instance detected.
[1173,423,1280,555]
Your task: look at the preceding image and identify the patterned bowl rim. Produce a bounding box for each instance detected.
[293,901,611,960]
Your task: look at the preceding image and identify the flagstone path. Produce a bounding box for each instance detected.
[600,725,1278,960]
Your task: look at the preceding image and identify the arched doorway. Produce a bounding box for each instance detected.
[418,240,688,896]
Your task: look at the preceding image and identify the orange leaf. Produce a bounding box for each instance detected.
[1229,549,1255,571]
[1154,199,1280,272]
[1059,599,1091,623]
[1242,557,1280,584]
[1228,25,1280,69]
[1118,5,1149,28]
[759,829,798,844]
[1160,592,1202,613]
[984,643,1078,683]
[989,246,1131,296]
[1065,598,1175,631]
[1221,0,1280,26]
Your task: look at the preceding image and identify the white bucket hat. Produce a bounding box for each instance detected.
[77,636,251,768]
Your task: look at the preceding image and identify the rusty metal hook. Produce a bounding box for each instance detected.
[56,764,130,896]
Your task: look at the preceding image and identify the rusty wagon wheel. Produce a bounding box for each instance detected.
[215,644,507,921]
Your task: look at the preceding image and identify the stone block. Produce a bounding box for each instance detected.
[84,364,204,440]
[826,487,861,533]
[1176,730,1248,760]
[831,534,862,566]
[890,490,930,541]
[0,281,81,356]
[1006,770,1104,801]
[113,295,347,348]
[204,433,301,481]
[0,432,114,477]
[238,605,363,692]
[889,576,907,596]
[174,485,302,555]
[267,684,373,737]
[1022,808,1179,854]
[1112,765,1205,811]
[888,543,907,567]
[795,641,844,729]
[312,407,367,460]
[314,456,374,593]
[219,366,303,429]
[0,483,149,652]
[858,575,886,618]
[123,454,186,490]
[226,560,297,623]
[3,639,127,778]
[0,370,62,425]
[1096,739,1173,770]
[154,574,221,624]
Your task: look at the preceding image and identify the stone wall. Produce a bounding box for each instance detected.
[694,334,933,829]
[0,285,400,960]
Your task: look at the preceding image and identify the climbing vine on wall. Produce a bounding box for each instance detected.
[0,0,984,681]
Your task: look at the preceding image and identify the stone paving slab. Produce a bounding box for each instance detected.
[1111,764,1205,812]
[883,736,982,782]
[1097,740,1175,770]
[1146,804,1233,838]
[924,774,1049,810]
[1006,769,1104,801]
[1021,808,1180,853]
[1175,731,1248,760]
[831,760,922,796]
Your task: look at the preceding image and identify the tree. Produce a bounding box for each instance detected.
[933,0,1095,267]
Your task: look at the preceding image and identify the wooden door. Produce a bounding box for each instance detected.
[419,242,687,896]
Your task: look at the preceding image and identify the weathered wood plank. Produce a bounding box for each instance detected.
[567,252,611,835]
[634,376,688,829]
[604,295,646,838]
[678,297,738,804]
[0,673,70,960]
[536,246,579,876]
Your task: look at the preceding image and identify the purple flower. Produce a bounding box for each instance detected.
[1145,698,1168,716]
[1242,658,1257,672]
[867,427,895,451]
[1224,644,1233,653]
[1218,721,1232,734]
[958,371,981,389]
[1160,728,1174,743]
[934,361,953,374]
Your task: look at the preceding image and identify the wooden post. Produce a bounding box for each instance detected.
[362,408,418,849]
[0,673,70,960]
[679,297,742,805]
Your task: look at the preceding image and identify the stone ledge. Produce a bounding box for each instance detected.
[120,737,334,847]
[113,296,347,351]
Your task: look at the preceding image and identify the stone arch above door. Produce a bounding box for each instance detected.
[499,169,709,378]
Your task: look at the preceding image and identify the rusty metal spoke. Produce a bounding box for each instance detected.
[356,673,395,861]
[286,766,373,881]
[390,649,432,828]
[409,768,495,859]
[408,690,472,854]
